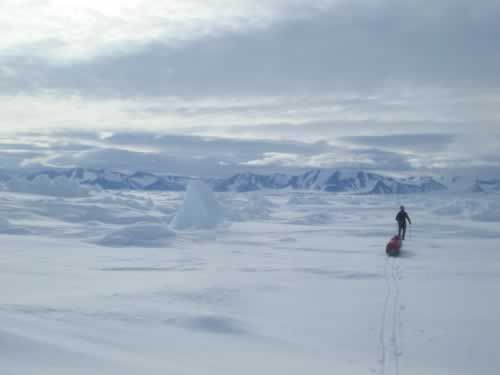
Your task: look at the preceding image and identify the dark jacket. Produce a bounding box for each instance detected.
[396,211,411,226]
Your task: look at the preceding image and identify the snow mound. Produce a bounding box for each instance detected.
[0,218,30,235]
[433,199,500,222]
[170,180,224,230]
[287,193,329,206]
[225,193,274,221]
[471,202,500,222]
[92,193,155,211]
[433,199,483,217]
[97,224,176,247]
[30,199,158,225]
[6,176,91,198]
[289,212,334,225]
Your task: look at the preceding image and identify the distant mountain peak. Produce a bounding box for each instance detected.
[10,167,499,194]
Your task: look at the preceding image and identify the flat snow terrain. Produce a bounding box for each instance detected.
[1,189,499,374]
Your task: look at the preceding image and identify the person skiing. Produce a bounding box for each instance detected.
[395,205,411,240]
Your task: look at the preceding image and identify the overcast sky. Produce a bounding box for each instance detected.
[0,0,498,176]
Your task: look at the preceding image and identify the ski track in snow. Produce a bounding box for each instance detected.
[379,256,403,375]
[379,257,390,375]
[391,260,402,375]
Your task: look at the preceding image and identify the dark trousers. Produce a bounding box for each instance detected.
[398,223,407,240]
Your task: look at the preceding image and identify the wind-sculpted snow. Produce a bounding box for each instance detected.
[295,267,382,279]
[0,329,93,372]
[471,201,500,222]
[5,175,92,197]
[288,212,335,225]
[90,193,155,211]
[433,198,500,222]
[287,192,330,206]
[475,179,500,193]
[164,315,249,336]
[223,192,275,222]
[31,199,161,225]
[26,168,191,191]
[0,218,30,235]
[97,224,176,247]
[1,190,500,375]
[433,199,482,217]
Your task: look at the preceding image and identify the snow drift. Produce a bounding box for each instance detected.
[289,212,334,226]
[97,224,176,247]
[433,199,500,222]
[287,193,329,206]
[471,202,500,222]
[0,218,30,235]
[5,176,91,198]
[170,180,224,230]
[224,192,274,222]
[433,199,483,217]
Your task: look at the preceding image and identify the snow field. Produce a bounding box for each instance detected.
[0,189,499,374]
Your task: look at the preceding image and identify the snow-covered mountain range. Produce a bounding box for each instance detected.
[26,168,190,191]
[213,170,448,194]
[1,167,495,194]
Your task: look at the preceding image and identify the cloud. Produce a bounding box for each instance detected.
[104,132,330,159]
[4,0,500,97]
[0,150,47,170]
[243,148,413,171]
[39,132,333,176]
[243,152,301,167]
[340,133,457,152]
[0,0,342,63]
[0,90,497,175]
[1,130,499,177]
[0,1,499,176]
[0,130,415,175]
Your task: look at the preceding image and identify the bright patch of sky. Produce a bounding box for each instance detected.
[0,0,343,62]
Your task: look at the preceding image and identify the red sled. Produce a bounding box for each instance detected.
[386,235,402,257]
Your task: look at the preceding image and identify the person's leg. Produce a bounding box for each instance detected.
[402,225,407,240]
[398,224,403,238]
